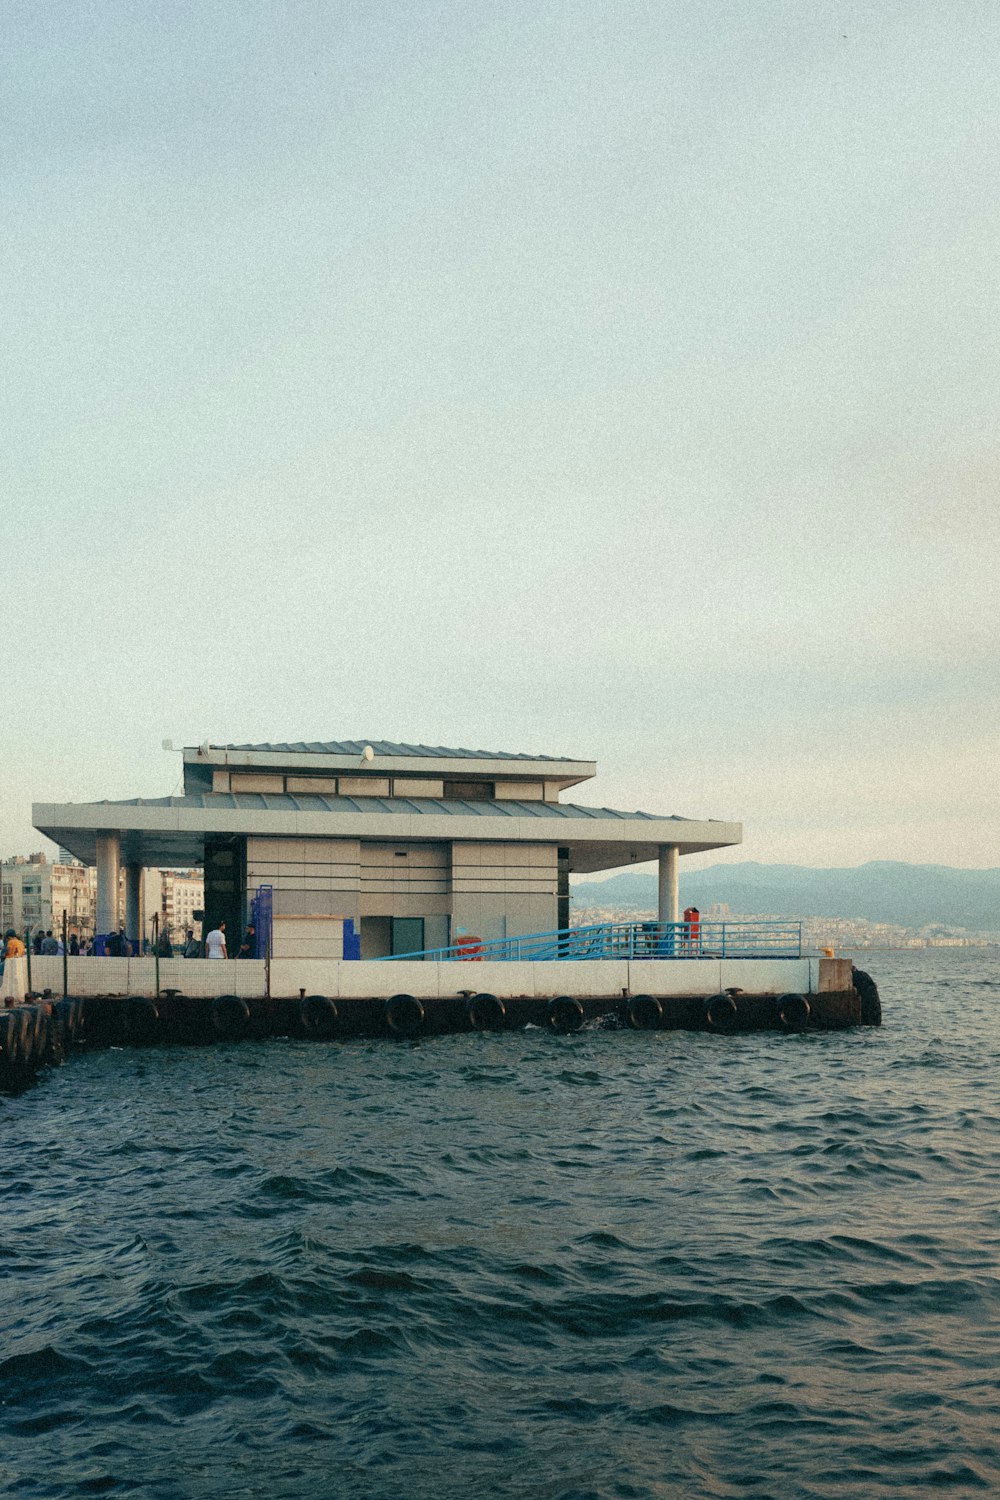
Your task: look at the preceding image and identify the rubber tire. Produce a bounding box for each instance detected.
[300,994,339,1038]
[26,1007,45,1066]
[39,1008,63,1066]
[13,1009,32,1066]
[0,1012,16,1063]
[52,999,73,1047]
[547,996,585,1034]
[466,993,506,1032]
[626,994,663,1030]
[59,998,78,1043]
[212,994,251,1037]
[385,994,424,1039]
[704,994,738,1032]
[125,995,160,1043]
[852,967,882,1026]
[778,993,810,1032]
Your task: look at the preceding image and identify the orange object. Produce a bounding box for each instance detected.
[683,907,701,950]
[456,934,483,961]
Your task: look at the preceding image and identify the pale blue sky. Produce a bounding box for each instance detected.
[2,1,997,867]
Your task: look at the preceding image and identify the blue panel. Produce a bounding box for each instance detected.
[343,918,360,961]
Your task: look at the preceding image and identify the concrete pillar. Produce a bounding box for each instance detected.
[95,833,121,938]
[657,844,679,925]
[124,865,142,949]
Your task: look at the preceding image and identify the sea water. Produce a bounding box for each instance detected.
[2,950,999,1499]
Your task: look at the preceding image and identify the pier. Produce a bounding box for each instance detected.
[0,950,879,1094]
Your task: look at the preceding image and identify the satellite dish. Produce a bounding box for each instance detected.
[361,745,375,762]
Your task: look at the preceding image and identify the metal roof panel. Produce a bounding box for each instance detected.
[205,740,581,762]
[99,793,706,823]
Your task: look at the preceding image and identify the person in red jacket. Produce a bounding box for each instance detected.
[683,906,701,953]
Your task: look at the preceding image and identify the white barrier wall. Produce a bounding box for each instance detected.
[0,954,27,1002]
[268,957,814,1000]
[7,954,816,1001]
[19,956,266,999]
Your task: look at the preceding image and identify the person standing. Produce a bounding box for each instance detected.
[236,923,256,959]
[183,928,200,958]
[205,921,227,959]
[69,933,80,956]
[40,930,58,955]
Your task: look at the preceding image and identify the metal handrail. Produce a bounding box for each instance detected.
[377,919,802,962]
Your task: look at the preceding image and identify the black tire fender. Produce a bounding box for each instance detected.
[14,1008,33,1065]
[212,994,251,1037]
[778,993,810,1032]
[852,967,882,1027]
[385,993,424,1039]
[626,994,663,1030]
[547,995,585,1033]
[0,1012,16,1065]
[704,993,738,1032]
[466,993,506,1031]
[24,1007,45,1065]
[125,995,160,1042]
[300,994,339,1037]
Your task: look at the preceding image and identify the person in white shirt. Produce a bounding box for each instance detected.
[205,922,228,959]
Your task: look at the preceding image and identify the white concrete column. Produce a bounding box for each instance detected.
[657,844,679,924]
[95,833,121,937]
[124,865,142,948]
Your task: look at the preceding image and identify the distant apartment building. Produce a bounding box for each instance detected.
[1,854,97,939]
[144,868,204,943]
[1,854,203,946]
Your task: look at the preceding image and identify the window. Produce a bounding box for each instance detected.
[443,781,494,801]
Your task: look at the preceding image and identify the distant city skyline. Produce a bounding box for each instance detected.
[3,3,996,869]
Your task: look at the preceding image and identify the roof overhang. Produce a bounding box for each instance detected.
[34,800,741,874]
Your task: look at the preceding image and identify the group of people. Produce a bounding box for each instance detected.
[3,928,74,957]
[204,921,258,960]
[1,920,257,962]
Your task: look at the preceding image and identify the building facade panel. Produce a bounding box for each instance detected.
[451,841,558,940]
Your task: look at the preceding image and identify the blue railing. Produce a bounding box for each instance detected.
[377,919,802,962]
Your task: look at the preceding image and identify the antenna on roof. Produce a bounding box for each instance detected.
[359,745,375,766]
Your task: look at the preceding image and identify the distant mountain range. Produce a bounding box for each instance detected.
[571,862,1000,931]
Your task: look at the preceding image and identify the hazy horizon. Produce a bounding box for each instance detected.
[3,3,996,869]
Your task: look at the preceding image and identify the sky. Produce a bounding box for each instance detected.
[2,0,997,870]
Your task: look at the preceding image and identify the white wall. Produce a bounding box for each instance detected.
[0,954,27,1001]
[268,956,814,1000]
[8,953,815,1002]
[21,955,267,998]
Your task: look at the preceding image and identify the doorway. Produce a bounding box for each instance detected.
[360,915,428,959]
[391,917,424,957]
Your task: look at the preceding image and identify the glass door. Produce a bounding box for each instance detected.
[390,917,425,958]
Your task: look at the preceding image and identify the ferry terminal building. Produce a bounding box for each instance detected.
[33,741,742,958]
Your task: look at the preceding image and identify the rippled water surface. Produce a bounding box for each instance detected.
[3,951,1000,1499]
